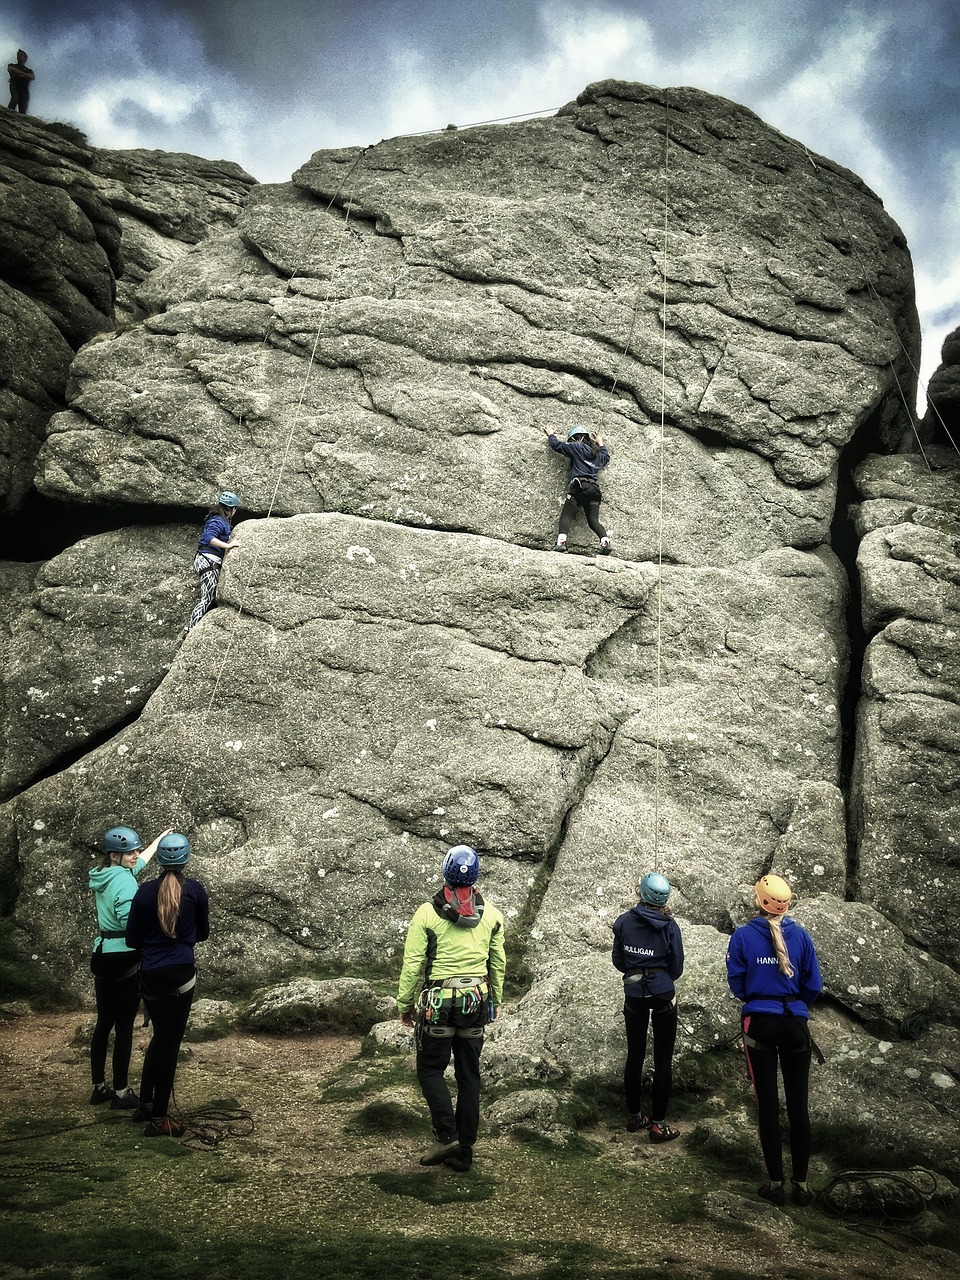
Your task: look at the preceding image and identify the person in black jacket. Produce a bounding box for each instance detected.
[611,871,684,1143]
[542,424,612,554]
[125,832,209,1138]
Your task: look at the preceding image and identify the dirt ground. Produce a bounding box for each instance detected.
[1,1011,957,1280]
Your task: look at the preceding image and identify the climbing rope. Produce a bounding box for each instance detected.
[652,107,671,874]
[818,1166,938,1225]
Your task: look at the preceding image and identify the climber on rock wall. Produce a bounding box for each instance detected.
[541,424,612,555]
[184,490,241,636]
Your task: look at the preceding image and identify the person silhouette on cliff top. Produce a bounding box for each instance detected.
[7,49,34,114]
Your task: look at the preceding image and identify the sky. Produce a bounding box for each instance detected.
[4,0,958,407]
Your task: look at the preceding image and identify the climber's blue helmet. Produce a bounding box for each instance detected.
[103,826,141,854]
[442,845,480,887]
[638,871,671,907]
[157,833,192,867]
[567,426,590,440]
[218,490,240,509]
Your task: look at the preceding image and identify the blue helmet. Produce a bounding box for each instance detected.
[218,490,240,509]
[442,845,480,886]
[638,871,671,907]
[103,826,142,854]
[567,425,590,440]
[157,833,192,867]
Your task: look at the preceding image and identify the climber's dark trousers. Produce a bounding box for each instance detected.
[558,481,606,540]
[742,1013,812,1182]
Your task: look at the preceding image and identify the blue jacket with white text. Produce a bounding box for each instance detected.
[612,903,684,1001]
[725,915,822,1017]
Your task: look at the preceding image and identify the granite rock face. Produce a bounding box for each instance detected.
[0,112,254,512]
[2,82,959,1150]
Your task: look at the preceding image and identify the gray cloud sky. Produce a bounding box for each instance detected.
[4,0,957,401]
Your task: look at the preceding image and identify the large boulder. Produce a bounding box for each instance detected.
[0,112,254,512]
[851,451,960,967]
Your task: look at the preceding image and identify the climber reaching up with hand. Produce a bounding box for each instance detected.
[541,424,612,555]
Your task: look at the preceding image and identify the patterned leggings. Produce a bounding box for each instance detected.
[187,554,222,630]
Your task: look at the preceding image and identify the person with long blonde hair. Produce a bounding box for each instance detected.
[726,875,823,1206]
[125,833,208,1138]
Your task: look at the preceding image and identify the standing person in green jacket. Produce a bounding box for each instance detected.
[397,844,506,1173]
[88,824,171,1108]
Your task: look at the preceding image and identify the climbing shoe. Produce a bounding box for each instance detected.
[110,1087,139,1110]
[792,1180,814,1206]
[89,1083,113,1106]
[649,1121,680,1144]
[130,1103,153,1122]
[758,1181,786,1206]
[419,1139,460,1167]
[553,543,568,553]
[626,1114,650,1133]
[443,1145,474,1173]
[599,539,612,555]
[144,1117,185,1139]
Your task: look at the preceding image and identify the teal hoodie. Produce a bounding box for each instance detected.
[88,857,146,953]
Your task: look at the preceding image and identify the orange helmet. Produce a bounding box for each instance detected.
[754,874,792,915]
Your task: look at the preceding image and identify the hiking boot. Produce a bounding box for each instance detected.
[144,1117,185,1139]
[443,1145,474,1173]
[792,1180,814,1206]
[419,1139,460,1167]
[89,1083,113,1106]
[649,1121,680,1144]
[758,1181,786,1206]
[626,1113,650,1133]
[110,1087,139,1110]
[130,1103,153,1122]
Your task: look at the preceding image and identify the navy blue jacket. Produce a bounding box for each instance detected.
[612,903,684,1000]
[548,435,610,483]
[197,514,231,558]
[725,916,822,1017]
[126,874,209,972]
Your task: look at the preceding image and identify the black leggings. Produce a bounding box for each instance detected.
[623,996,677,1121]
[90,951,141,1089]
[742,1013,812,1182]
[139,965,196,1118]
[558,482,607,540]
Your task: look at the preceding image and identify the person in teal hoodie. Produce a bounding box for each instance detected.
[726,874,823,1207]
[88,824,170,1108]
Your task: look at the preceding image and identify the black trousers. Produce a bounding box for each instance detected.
[139,965,195,1117]
[416,1012,485,1149]
[90,951,141,1089]
[558,481,607,540]
[623,995,677,1121]
[742,1012,812,1182]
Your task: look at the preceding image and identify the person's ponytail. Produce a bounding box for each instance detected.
[157,870,184,939]
[767,914,794,977]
